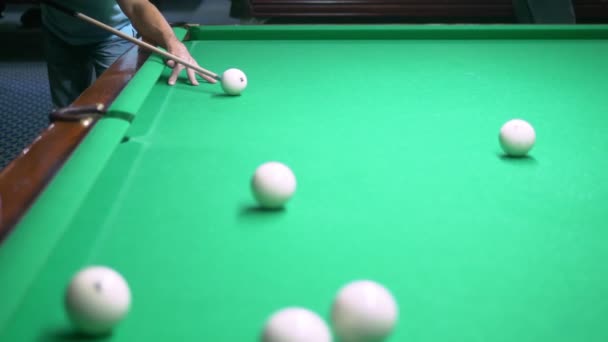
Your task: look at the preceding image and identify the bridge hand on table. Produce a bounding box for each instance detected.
[166,41,216,86]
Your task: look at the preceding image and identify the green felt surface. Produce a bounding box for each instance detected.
[1,25,608,341]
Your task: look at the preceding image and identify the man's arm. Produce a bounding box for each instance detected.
[117,0,215,85]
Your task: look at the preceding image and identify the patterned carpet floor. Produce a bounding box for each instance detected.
[0,61,51,169]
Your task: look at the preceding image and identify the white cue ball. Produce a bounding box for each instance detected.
[65,266,131,335]
[221,68,248,95]
[262,307,332,342]
[499,119,536,157]
[331,280,398,342]
[251,161,297,209]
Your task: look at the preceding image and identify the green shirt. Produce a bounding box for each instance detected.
[42,1,130,45]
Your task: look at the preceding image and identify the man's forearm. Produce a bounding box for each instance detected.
[119,1,179,49]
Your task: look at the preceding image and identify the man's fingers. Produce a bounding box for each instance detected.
[166,58,213,86]
[187,68,199,86]
[168,65,183,86]
[197,71,217,83]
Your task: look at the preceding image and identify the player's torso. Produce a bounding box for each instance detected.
[41,0,130,45]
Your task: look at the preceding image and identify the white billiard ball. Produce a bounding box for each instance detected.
[221,68,247,95]
[262,307,332,342]
[65,266,131,335]
[251,161,297,209]
[331,280,398,342]
[499,119,536,157]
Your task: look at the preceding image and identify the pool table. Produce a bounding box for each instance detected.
[1,25,608,341]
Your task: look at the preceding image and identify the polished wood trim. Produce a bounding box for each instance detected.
[0,45,150,242]
[575,0,608,22]
[248,0,608,23]
[249,0,516,20]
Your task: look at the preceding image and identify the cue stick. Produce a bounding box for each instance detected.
[41,0,221,81]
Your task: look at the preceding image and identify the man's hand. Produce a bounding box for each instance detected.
[117,0,216,86]
[166,40,216,86]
